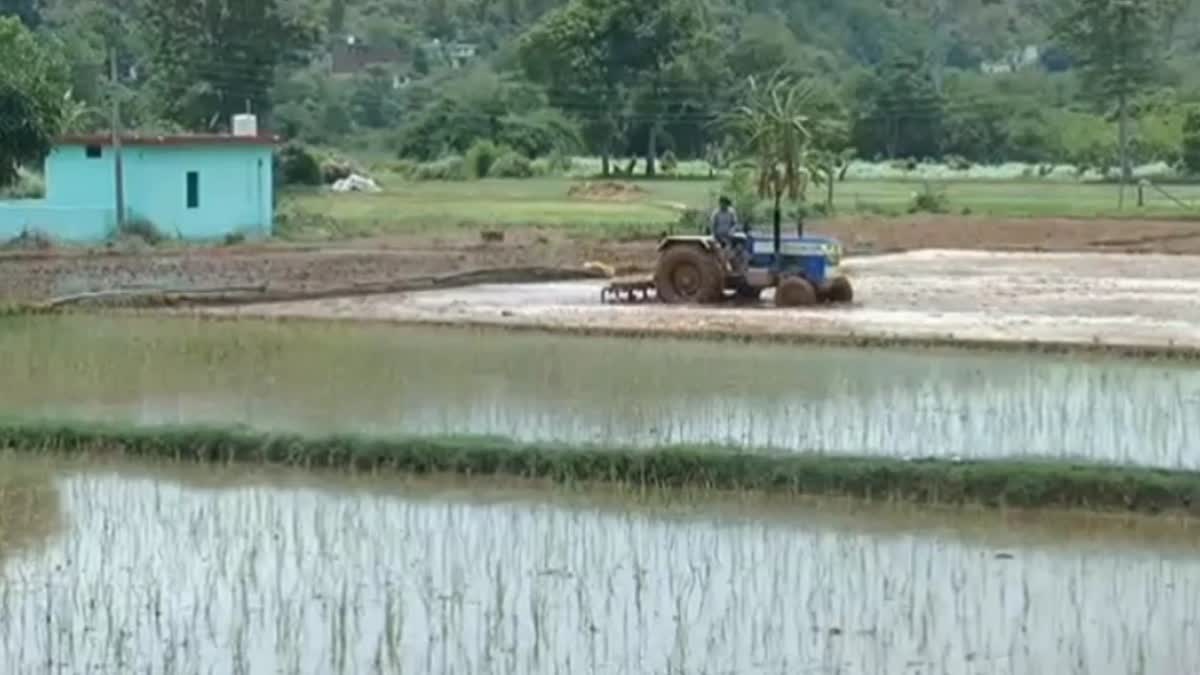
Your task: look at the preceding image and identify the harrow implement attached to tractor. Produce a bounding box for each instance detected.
[600,278,658,303]
[602,231,852,307]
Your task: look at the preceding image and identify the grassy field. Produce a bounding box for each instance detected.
[281,172,1200,240]
[281,177,696,240]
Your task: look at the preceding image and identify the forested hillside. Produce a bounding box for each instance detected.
[4,0,1200,181]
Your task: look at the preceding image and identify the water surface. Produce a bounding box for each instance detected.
[0,454,1197,675]
[2,315,1199,467]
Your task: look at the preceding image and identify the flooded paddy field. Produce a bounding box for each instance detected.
[2,315,1200,469]
[1,453,1198,675]
[209,250,1200,353]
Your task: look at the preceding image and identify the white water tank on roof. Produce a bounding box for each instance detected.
[232,114,258,137]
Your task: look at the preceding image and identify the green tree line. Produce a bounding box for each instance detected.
[4,0,1200,186]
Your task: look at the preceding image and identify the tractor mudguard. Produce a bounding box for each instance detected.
[657,235,718,252]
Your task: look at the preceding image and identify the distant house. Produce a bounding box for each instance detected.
[331,35,406,75]
[425,39,479,69]
[0,130,276,243]
[981,45,1041,75]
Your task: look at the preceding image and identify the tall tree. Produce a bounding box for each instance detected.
[620,0,701,176]
[327,0,347,35]
[518,1,621,174]
[137,0,319,131]
[1182,106,1200,175]
[1054,0,1163,199]
[0,16,67,186]
[518,0,700,176]
[850,53,944,160]
[0,0,39,28]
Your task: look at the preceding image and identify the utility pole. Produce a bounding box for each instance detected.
[1116,1,1132,211]
[110,48,125,230]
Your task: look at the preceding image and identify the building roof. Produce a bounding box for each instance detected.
[56,134,279,148]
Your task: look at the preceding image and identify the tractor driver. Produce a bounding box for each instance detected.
[712,196,748,270]
[711,196,738,246]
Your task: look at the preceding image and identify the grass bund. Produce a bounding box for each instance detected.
[4,421,1199,516]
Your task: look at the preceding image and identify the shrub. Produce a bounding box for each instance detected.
[0,168,45,199]
[535,150,574,176]
[464,139,503,179]
[320,157,355,184]
[388,159,419,178]
[794,201,830,220]
[496,109,583,158]
[412,155,466,181]
[3,228,53,250]
[489,150,534,178]
[118,217,166,245]
[908,182,950,214]
[273,201,344,240]
[277,143,322,186]
[660,149,679,173]
[945,155,972,171]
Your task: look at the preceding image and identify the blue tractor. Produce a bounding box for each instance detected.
[650,229,852,307]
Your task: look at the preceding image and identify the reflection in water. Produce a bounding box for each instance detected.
[0,457,1197,675]
[2,316,1200,467]
[0,454,62,563]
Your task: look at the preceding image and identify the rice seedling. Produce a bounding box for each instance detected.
[4,312,1200,673]
[0,452,1198,675]
[2,315,1199,469]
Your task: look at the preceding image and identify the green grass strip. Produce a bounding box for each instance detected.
[2,421,1199,515]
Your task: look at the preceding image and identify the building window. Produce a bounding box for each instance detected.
[186,172,199,209]
[85,145,103,159]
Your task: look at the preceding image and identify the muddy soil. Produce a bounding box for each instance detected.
[5,216,1200,305]
[207,250,1200,353]
[0,232,651,303]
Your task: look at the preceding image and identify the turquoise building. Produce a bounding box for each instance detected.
[0,133,276,243]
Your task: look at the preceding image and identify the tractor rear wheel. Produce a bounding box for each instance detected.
[775,277,817,308]
[655,246,724,304]
[826,277,854,304]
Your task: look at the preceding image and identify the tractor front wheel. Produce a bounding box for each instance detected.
[775,277,817,308]
[654,245,724,304]
[826,277,854,304]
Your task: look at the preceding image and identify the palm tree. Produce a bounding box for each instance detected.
[724,74,845,251]
[724,75,817,254]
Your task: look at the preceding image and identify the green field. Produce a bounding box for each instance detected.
[280,173,1200,240]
